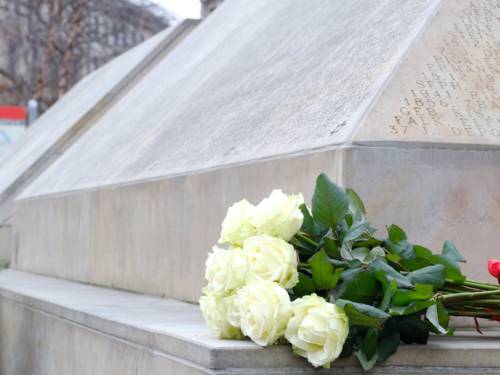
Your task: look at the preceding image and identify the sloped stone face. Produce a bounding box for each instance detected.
[18,0,439,198]
[355,0,500,145]
[7,0,500,303]
[0,21,199,220]
[0,28,172,216]
[0,22,198,264]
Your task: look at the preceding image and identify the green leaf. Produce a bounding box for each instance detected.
[377,333,400,363]
[336,299,390,328]
[385,225,415,261]
[355,350,379,371]
[292,273,316,297]
[299,204,326,238]
[442,240,466,263]
[308,249,341,290]
[343,219,370,242]
[431,254,466,283]
[361,329,378,359]
[312,173,349,229]
[387,224,407,243]
[352,247,370,262]
[346,188,366,215]
[400,245,435,270]
[389,300,434,316]
[408,265,446,288]
[323,237,340,259]
[392,284,434,306]
[386,240,415,261]
[426,302,449,335]
[339,336,355,358]
[370,260,413,289]
[338,268,378,304]
[340,242,354,261]
[380,279,398,311]
[386,253,401,263]
[397,315,429,344]
[414,245,433,259]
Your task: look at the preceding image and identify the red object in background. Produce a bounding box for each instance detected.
[487,259,500,283]
[0,106,26,120]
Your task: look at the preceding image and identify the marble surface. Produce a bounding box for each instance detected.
[0,28,169,204]
[18,0,440,198]
[0,21,198,221]
[355,0,500,145]
[6,0,500,307]
[12,146,500,304]
[1,269,499,375]
[13,151,340,302]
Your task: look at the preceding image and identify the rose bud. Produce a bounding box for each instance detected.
[487,259,500,283]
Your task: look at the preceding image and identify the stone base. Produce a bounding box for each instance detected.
[0,225,12,267]
[1,269,499,375]
[12,146,500,303]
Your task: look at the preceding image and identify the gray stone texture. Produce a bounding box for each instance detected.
[0,28,167,216]
[0,21,198,263]
[4,1,500,373]
[1,269,499,375]
[18,0,441,197]
[13,151,339,301]
[356,0,500,145]
[8,0,500,304]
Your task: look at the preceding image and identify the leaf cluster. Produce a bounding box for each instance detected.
[290,174,466,370]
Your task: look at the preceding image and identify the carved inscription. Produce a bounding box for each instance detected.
[387,0,500,140]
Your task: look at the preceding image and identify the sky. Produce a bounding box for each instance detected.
[152,0,202,19]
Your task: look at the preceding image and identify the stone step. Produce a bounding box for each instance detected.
[1,269,499,375]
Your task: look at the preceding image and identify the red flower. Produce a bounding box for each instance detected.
[488,259,500,283]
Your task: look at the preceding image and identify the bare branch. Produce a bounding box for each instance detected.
[0,0,171,111]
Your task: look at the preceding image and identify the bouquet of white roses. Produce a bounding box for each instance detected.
[200,173,500,370]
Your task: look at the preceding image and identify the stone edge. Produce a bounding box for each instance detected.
[1,270,500,373]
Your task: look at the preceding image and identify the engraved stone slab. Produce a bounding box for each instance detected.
[355,0,500,145]
[17,0,440,198]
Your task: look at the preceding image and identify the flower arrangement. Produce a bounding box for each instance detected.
[200,173,500,370]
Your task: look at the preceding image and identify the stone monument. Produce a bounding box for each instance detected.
[0,21,197,263]
[0,1,499,374]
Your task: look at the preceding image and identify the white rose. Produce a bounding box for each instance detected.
[238,279,292,346]
[224,292,241,328]
[199,289,243,339]
[205,246,248,294]
[285,294,349,368]
[243,235,298,289]
[219,199,256,247]
[252,189,304,241]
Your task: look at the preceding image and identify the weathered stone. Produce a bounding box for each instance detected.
[0,20,198,223]
[17,0,441,197]
[1,269,499,375]
[13,151,339,301]
[0,21,197,265]
[355,0,500,145]
[7,0,500,304]
[0,225,11,267]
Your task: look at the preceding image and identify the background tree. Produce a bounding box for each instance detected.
[0,0,172,113]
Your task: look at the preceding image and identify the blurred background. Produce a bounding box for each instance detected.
[0,0,220,149]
